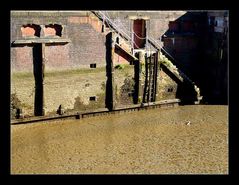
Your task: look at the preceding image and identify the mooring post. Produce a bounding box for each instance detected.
[155,51,161,101]
[41,43,46,116]
[33,43,45,116]
[138,51,144,103]
[111,33,116,110]
[134,51,144,104]
[106,32,116,111]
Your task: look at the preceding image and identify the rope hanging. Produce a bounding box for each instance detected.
[97,11,177,61]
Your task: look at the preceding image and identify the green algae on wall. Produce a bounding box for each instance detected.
[114,64,135,107]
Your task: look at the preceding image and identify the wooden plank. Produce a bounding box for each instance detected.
[160,63,184,83]
[115,43,137,61]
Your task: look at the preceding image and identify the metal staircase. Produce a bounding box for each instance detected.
[91,10,202,103]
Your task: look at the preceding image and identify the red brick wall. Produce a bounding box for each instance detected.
[11,15,107,71]
[45,45,72,70]
[67,17,106,68]
[11,12,186,71]
[11,46,33,72]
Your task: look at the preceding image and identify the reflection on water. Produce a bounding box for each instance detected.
[11,105,228,174]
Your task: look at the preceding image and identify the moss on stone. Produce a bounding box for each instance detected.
[73,92,105,112]
[12,67,106,80]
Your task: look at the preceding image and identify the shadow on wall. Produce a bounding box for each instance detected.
[160,63,198,105]
[161,11,228,105]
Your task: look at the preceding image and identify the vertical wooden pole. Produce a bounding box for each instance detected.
[33,43,45,116]
[143,55,149,103]
[131,20,134,52]
[111,33,116,110]
[133,57,139,104]
[153,52,158,102]
[138,51,144,103]
[106,32,116,111]
[155,51,161,101]
[41,43,45,115]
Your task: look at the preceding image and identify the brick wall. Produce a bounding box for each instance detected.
[11,11,188,71]
[11,46,33,72]
[11,13,107,71]
[67,21,106,68]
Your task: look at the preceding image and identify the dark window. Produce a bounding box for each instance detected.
[89,96,96,101]
[21,24,41,37]
[45,24,63,37]
[90,63,97,68]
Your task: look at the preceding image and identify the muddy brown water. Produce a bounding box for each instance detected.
[11,105,228,174]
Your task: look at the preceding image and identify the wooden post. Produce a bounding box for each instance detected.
[153,52,158,101]
[133,57,140,104]
[155,51,161,101]
[106,32,116,111]
[111,33,116,110]
[41,43,46,115]
[33,43,45,116]
[138,51,144,103]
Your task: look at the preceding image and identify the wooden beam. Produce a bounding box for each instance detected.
[115,43,138,61]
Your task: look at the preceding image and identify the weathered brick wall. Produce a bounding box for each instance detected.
[67,20,106,68]
[43,69,107,114]
[11,46,33,72]
[11,73,35,117]
[11,11,188,72]
[107,11,186,45]
[11,12,107,71]
[156,70,178,101]
[11,11,229,119]
[114,64,135,108]
[45,45,72,71]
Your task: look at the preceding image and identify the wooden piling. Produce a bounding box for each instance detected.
[138,51,144,103]
[106,32,116,111]
[33,43,45,116]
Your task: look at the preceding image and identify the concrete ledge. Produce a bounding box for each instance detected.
[13,38,71,45]
[11,99,181,125]
[11,11,90,17]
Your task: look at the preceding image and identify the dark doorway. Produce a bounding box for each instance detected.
[133,19,146,49]
[33,44,44,116]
